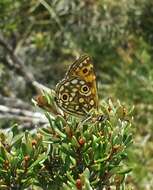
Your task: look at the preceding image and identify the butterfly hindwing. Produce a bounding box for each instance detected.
[55,77,97,117]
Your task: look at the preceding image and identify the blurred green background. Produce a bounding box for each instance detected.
[0,0,153,189]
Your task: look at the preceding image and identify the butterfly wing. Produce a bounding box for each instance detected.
[55,77,98,117]
[65,55,98,109]
[65,55,95,80]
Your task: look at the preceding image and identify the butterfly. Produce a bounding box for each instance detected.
[54,55,98,117]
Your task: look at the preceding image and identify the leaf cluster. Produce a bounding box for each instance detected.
[0,100,133,190]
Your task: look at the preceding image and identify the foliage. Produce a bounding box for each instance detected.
[0,0,153,189]
[0,100,133,190]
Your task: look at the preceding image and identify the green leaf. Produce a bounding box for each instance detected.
[28,153,47,171]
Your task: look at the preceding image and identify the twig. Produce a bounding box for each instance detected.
[0,104,49,124]
[0,34,57,128]
[32,81,54,94]
[0,94,32,109]
[0,33,56,95]
[0,33,36,92]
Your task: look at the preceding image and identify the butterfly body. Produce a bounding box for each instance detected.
[55,55,98,117]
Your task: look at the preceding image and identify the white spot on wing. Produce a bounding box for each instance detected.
[84,104,88,108]
[64,82,70,86]
[79,98,84,103]
[72,88,78,92]
[80,80,85,85]
[75,105,79,110]
[59,86,64,91]
[69,97,73,101]
[79,63,83,67]
[71,79,78,84]
[71,93,76,97]
[90,99,94,106]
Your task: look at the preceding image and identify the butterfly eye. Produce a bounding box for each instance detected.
[61,93,69,102]
[81,85,89,94]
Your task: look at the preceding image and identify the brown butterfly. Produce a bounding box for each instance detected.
[54,55,98,117]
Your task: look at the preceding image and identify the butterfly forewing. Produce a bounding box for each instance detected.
[65,55,96,81]
[66,55,98,108]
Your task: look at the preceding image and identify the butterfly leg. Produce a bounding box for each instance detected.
[95,114,109,122]
[76,115,91,129]
[77,113,109,128]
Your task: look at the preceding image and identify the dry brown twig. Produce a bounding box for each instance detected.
[0,33,54,128]
[0,34,36,89]
[0,104,48,124]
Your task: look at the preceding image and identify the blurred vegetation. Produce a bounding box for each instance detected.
[0,101,133,189]
[0,0,153,189]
